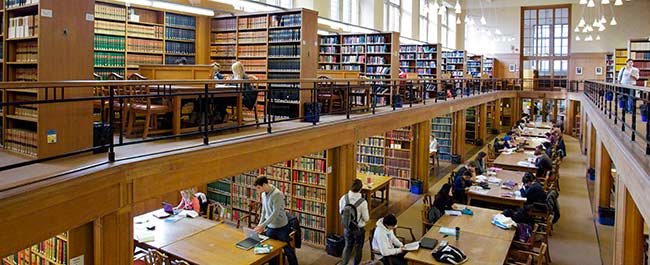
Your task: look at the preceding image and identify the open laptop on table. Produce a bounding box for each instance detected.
[236,227,270,250]
[162,202,181,215]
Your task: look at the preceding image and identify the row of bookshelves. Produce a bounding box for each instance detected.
[432,114,453,161]
[356,127,413,190]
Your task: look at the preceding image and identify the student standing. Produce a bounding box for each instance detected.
[254,176,298,265]
[338,179,369,265]
[618,59,640,113]
[372,214,407,265]
[429,134,439,168]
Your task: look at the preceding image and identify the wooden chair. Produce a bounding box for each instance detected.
[96,72,129,130]
[170,260,190,265]
[421,194,435,234]
[508,242,547,265]
[368,226,416,264]
[317,76,343,113]
[139,249,168,265]
[429,150,439,169]
[511,224,540,251]
[236,201,261,229]
[125,73,173,138]
[245,75,261,127]
[506,254,534,265]
[486,144,497,166]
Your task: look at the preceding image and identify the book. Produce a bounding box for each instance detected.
[254,243,273,254]
[438,227,457,236]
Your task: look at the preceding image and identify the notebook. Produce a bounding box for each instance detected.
[236,227,270,250]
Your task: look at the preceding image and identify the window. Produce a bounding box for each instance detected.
[521,5,570,83]
[428,9,437,43]
[447,11,456,49]
[267,0,293,8]
[343,0,359,25]
[331,0,340,20]
[419,0,428,41]
[440,4,448,47]
[384,0,400,31]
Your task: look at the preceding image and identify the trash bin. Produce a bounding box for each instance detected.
[93,122,110,154]
[598,206,615,226]
[451,154,461,164]
[587,168,596,181]
[410,179,423,194]
[304,102,322,123]
[393,94,403,108]
[326,234,345,257]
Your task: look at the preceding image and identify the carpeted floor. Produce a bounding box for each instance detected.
[295,135,605,265]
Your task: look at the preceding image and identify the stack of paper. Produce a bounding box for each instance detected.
[403,241,420,251]
[475,175,487,182]
[439,227,457,236]
[444,210,462,216]
[487,176,501,184]
[136,231,155,243]
[254,244,273,254]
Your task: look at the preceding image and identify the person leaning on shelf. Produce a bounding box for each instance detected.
[338,179,370,265]
[618,58,640,113]
[372,214,408,265]
[254,176,298,265]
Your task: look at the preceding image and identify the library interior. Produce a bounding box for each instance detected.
[1,0,650,264]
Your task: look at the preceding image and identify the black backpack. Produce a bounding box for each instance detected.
[341,195,365,231]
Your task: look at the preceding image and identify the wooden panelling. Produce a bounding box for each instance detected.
[139,64,213,80]
[494,53,520,79]
[623,191,645,265]
[411,120,431,188]
[569,52,608,81]
[327,144,356,235]
[597,141,612,208]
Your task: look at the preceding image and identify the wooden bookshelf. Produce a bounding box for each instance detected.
[399,44,417,74]
[629,38,650,86]
[0,0,4,147]
[356,126,413,190]
[318,34,341,70]
[441,50,466,89]
[614,47,627,83]
[93,1,199,79]
[483,57,494,78]
[2,0,93,158]
[211,9,318,119]
[466,54,482,78]
[465,106,478,144]
[605,52,614,83]
[431,114,453,161]
[340,31,399,80]
[2,223,93,265]
[207,150,332,248]
[399,43,440,78]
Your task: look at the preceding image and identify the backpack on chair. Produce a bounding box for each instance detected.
[341,194,365,231]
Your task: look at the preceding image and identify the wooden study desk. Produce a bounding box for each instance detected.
[519,127,549,138]
[161,224,286,265]
[133,209,217,249]
[532,122,553,129]
[433,206,516,241]
[168,85,242,135]
[492,151,537,173]
[467,170,526,208]
[357,172,393,215]
[517,136,549,150]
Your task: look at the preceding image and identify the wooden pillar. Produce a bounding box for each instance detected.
[589,124,597,169]
[566,100,575,135]
[411,120,431,189]
[94,206,133,265]
[614,185,646,265]
[597,142,612,208]
[552,100,559,123]
[494,99,502,132]
[512,97,521,126]
[327,144,356,235]
[479,103,488,144]
[195,16,211,65]
[452,110,466,162]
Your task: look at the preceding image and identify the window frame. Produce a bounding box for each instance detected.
[384,0,401,32]
[520,4,571,79]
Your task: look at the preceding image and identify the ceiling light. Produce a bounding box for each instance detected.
[587,25,594,32]
[480,16,487,25]
[464,15,470,23]
[574,26,580,32]
[578,17,586,27]
[576,35,581,41]
[456,17,461,24]
[599,24,606,31]
[601,0,610,4]
[614,0,623,5]
[596,35,601,40]
[610,17,618,25]
[600,15,607,24]
[582,27,589,33]
[115,0,153,6]
[153,1,214,15]
[495,29,502,35]
[455,0,461,14]
[586,34,593,41]
[587,0,595,7]
[592,19,600,27]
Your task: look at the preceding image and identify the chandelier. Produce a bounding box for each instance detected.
[575,0,627,41]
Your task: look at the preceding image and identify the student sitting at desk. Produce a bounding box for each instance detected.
[504,131,516,147]
[494,138,507,153]
[372,214,407,265]
[534,149,553,180]
[520,172,547,206]
[471,151,487,175]
[433,183,455,214]
[453,170,474,204]
[211,62,224,80]
[176,188,201,214]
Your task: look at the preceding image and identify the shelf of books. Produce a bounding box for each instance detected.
[399,44,416,74]
[93,1,198,79]
[629,39,650,86]
[3,224,92,265]
[441,50,466,89]
[466,55,482,78]
[431,114,453,161]
[211,9,318,119]
[605,53,614,83]
[207,150,332,248]
[356,127,413,190]
[0,0,4,146]
[486,101,496,132]
[3,0,93,158]
[318,34,341,70]
[341,32,399,80]
[483,57,494,78]
[465,107,477,144]
[399,43,439,79]
[614,48,627,83]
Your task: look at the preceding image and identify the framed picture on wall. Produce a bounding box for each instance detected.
[576,66,583,76]
[509,64,515,72]
[595,67,603,76]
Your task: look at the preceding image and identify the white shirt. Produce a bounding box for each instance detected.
[371,218,404,257]
[429,138,438,153]
[618,66,640,86]
[338,191,369,228]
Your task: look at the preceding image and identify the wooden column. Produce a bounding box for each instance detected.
[94,206,133,265]
[589,123,597,169]
[597,142,612,208]
[552,100,559,123]
[195,16,211,64]
[512,97,521,126]
[411,120,432,189]
[622,191,645,265]
[452,111,466,162]
[494,99,502,132]
[327,144,357,235]
[566,100,575,136]
[479,103,488,144]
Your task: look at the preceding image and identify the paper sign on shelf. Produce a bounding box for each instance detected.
[41,9,53,18]
[70,255,84,265]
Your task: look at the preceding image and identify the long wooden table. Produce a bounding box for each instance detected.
[134,209,217,249]
[405,206,514,265]
[169,85,243,135]
[162,224,287,265]
[357,172,393,215]
[517,136,549,150]
[467,170,526,208]
[519,127,549,137]
[492,151,537,173]
[532,122,553,129]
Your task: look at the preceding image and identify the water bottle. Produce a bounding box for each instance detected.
[455,227,460,240]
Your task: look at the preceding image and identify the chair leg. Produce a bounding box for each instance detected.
[254,104,259,128]
[126,110,136,137]
[143,113,151,139]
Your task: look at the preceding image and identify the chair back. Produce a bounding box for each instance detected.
[423,194,433,207]
[368,227,382,260]
[536,243,548,265]
[448,171,456,186]
[143,249,168,265]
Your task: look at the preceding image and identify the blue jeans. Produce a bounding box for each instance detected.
[341,227,365,265]
[266,225,298,265]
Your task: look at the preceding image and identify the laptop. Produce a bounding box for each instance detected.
[162,202,181,215]
[419,237,438,249]
[236,227,269,250]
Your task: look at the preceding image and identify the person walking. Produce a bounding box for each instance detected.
[338,179,370,265]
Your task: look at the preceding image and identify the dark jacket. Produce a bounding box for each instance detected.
[520,182,546,206]
[287,212,302,248]
[535,154,553,179]
[433,196,454,214]
[453,174,471,203]
[240,74,259,110]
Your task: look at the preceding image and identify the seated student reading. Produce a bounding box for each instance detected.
[433,183,455,213]
[453,170,474,204]
[494,138,507,153]
[176,188,201,214]
[471,151,487,175]
[520,172,547,206]
[534,149,553,180]
[372,214,407,265]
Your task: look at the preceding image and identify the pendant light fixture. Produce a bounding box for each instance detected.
[601,0,610,4]
[579,0,588,4]
[455,0,461,14]
[578,17,586,27]
[596,35,601,40]
[576,35,581,41]
[456,17,461,24]
[599,24,606,31]
[600,15,607,24]
[587,0,595,7]
[574,26,580,32]
[614,0,623,5]
[610,17,617,25]
[464,15,470,23]
[480,16,487,25]
[586,34,593,41]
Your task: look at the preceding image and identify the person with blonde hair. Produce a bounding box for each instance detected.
[175,188,200,213]
[231,61,259,111]
[211,62,224,80]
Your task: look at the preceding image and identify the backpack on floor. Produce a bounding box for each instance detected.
[341,195,365,231]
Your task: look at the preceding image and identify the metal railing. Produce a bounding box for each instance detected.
[0,77,566,174]
[584,80,650,154]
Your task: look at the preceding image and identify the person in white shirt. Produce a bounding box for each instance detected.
[429,134,439,168]
[338,179,369,265]
[372,214,407,265]
[618,58,640,113]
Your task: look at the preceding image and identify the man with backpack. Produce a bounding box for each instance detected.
[338,179,370,265]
